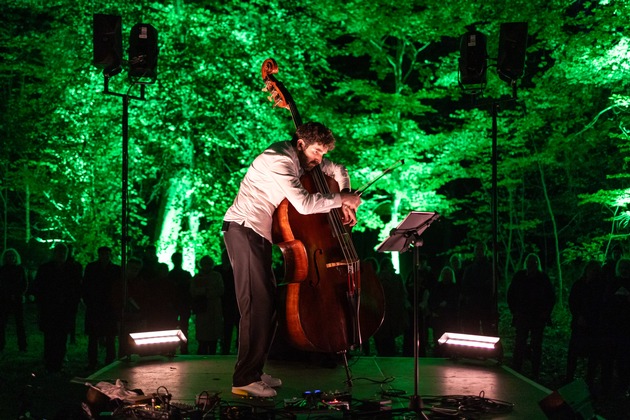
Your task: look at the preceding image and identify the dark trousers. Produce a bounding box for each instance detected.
[178,313,190,354]
[222,323,238,355]
[513,323,545,377]
[223,222,277,387]
[459,311,496,336]
[43,329,67,372]
[566,327,600,386]
[0,301,27,351]
[197,340,218,355]
[601,331,630,391]
[87,334,116,367]
[374,336,397,356]
[403,313,427,357]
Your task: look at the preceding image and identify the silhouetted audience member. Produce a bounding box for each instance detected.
[429,266,460,356]
[448,253,464,293]
[31,244,79,372]
[602,244,623,284]
[403,255,434,357]
[507,253,556,379]
[460,242,496,335]
[600,258,630,394]
[374,258,408,356]
[0,248,28,352]
[215,249,239,355]
[65,244,83,345]
[168,252,192,354]
[144,260,178,332]
[191,256,224,355]
[359,256,380,356]
[82,246,120,369]
[566,260,604,389]
[140,245,161,283]
[117,257,147,358]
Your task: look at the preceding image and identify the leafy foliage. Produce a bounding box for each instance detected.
[1,0,630,289]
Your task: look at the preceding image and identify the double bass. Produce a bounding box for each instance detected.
[261,58,385,365]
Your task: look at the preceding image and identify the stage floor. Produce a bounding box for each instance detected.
[86,354,556,418]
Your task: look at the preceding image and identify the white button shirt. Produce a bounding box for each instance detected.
[224,141,350,243]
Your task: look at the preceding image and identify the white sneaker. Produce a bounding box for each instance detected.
[232,381,277,397]
[261,373,282,387]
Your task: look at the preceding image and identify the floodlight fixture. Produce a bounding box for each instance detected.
[129,329,186,356]
[438,332,501,359]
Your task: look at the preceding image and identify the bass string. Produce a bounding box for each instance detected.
[311,165,358,265]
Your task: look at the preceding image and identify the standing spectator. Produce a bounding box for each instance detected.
[402,254,434,357]
[144,260,178,332]
[600,258,630,394]
[448,253,464,293]
[507,253,556,379]
[82,246,120,369]
[373,258,408,356]
[566,260,604,388]
[140,245,161,283]
[215,249,238,355]
[0,248,28,352]
[459,242,495,335]
[429,266,460,356]
[190,256,224,355]
[602,244,623,284]
[359,257,380,356]
[117,257,147,358]
[31,244,79,373]
[168,252,192,354]
[65,244,83,345]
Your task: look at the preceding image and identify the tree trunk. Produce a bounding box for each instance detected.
[537,160,563,307]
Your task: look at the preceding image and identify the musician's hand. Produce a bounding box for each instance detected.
[341,205,357,227]
[340,192,361,211]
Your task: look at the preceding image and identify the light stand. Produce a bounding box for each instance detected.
[93,15,158,358]
[458,22,527,340]
[377,211,439,417]
[101,79,146,358]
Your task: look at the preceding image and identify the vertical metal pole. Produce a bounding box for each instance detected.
[103,77,146,359]
[491,102,499,335]
[119,94,129,358]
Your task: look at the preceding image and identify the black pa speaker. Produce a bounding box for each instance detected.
[498,22,528,83]
[92,14,122,70]
[128,23,159,82]
[458,30,488,86]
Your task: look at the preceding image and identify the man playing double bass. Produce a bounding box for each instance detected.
[222,122,361,397]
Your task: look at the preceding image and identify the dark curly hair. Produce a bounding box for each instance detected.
[292,122,336,150]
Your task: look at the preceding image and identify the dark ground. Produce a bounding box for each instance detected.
[1,302,629,419]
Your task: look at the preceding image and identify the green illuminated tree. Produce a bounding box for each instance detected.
[2,0,630,303]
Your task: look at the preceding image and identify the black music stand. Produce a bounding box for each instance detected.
[377,211,439,417]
